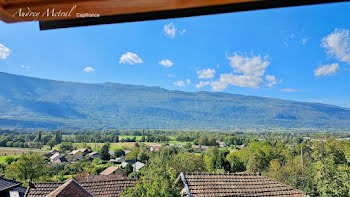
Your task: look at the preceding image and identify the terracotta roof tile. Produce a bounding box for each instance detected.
[73,174,127,182]
[46,179,93,197]
[25,177,136,197]
[180,173,307,197]
[100,166,119,176]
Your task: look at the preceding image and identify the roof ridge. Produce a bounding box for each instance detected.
[80,178,136,184]
[46,179,94,197]
[183,172,262,176]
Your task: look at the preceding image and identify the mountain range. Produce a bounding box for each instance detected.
[0,72,349,130]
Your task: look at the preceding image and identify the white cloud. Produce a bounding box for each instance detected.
[196,68,216,79]
[164,23,176,38]
[322,29,350,64]
[119,52,143,65]
[83,66,95,72]
[280,88,297,93]
[210,53,277,90]
[20,65,31,69]
[0,44,10,60]
[314,63,339,76]
[173,80,185,87]
[301,38,309,45]
[196,81,210,88]
[211,79,229,91]
[159,59,174,67]
[228,54,270,77]
[179,29,187,35]
[265,75,277,87]
[186,79,191,84]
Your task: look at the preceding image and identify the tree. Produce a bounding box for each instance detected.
[204,147,229,172]
[55,130,62,144]
[126,149,140,160]
[99,143,110,160]
[42,133,53,145]
[141,130,145,142]
[172,153,206,173]
[34,130,42,142]
[137,151,148,163]
[226,152,245,172]
[60,142,73,152]
[0,163,6,177]
[121,148,179,197]
[115,136,119,143]
[184,142,192,149]
[47,139,57,150]
[125,163,133,174]
[5,153,48,182]
[246,153,264,173]
[114,149,125,158]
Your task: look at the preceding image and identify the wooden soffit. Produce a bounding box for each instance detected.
[0,0,349,30]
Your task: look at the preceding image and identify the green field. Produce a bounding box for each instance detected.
[0,155,20,164]
[0,147,49,164]
[118,135,143,140]
[0,147,49,156]
[168,141,188,145]
[71,142,161,151]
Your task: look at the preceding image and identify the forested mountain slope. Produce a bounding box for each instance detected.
[0,72,349,130]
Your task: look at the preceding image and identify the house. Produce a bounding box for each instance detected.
[0,177,26,197]
[109,157,125,164]
[108,150,114,156]
[176,144,184,148]
[73,173,127,182]
[45,150,59,158]
[88,152,99,159]
[115,157,125,163]
[237,144,246,150]
[78,148,92,154]
[51,157,69,165]
[132,162,145,172]
[100,166,126,176]
[150,145,162,152]
[49,152,69,165]
[216,141,226,148]
[123,150,131,155]
[50,152,62,163]
[303,137,311,141]
[176,172,308,197]
[25,177,136,197]
[120,159,137,168]
[191,145,209,151]
[67,149,85,162]
[45,179,93,197]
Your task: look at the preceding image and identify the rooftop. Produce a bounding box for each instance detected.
[46,179,93,197]
[25,177,136,197]
[100,166,119,176]
[177,172,307,197]
[0,177,22,192]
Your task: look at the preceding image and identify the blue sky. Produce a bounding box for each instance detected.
[0,2,350,108]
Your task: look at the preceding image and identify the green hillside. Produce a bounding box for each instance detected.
[0,72,349,130]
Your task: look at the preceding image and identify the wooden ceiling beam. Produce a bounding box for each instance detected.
[0,0,349,29]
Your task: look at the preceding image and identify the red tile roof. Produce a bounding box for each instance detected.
[46,179,93,197]
[100,166,119,175]
[178,172,307,197]
[73,174,127,182]
[25,177,136,197]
